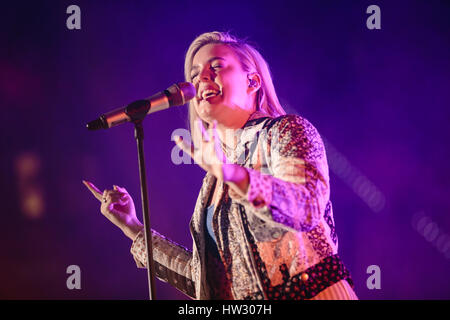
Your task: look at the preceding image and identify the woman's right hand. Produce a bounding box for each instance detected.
[83,180,143,240]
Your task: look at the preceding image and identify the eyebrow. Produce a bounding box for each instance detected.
[190,57,226,73]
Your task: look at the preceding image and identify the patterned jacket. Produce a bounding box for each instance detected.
[130,112,350,300]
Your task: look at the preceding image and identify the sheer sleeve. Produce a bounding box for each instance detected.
[230,115,330,232]
[130,229,196,299]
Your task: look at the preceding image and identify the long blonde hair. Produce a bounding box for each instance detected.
[184,31,286,147]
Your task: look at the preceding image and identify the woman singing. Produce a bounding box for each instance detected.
[84,31,358,300]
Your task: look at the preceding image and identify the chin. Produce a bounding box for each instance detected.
[197,101,219,118]
[196,109,215,125]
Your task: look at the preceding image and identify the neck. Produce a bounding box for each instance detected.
[205,102,265,150]
[217,114,250,150]
[216,122,240,150]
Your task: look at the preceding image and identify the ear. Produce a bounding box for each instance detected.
[247,72,261,94]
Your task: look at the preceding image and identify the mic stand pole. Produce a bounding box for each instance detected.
[130,100,157,300]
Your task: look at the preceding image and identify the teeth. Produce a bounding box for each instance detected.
[201,89,220,99]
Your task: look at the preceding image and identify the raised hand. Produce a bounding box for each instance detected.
[83,180,143,240]
[174,120,249,198]
[174,120,228,180]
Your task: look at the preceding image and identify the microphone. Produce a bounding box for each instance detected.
[86,82,196,130]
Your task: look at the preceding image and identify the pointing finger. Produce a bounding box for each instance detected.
[82,180,103,202]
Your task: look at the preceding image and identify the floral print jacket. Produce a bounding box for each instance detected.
[130,112,339,299]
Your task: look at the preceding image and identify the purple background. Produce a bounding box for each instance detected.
[1,0,449,299]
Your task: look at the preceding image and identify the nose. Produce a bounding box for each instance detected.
[199,65,214,82]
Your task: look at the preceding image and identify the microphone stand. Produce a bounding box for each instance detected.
[129,100,157,300]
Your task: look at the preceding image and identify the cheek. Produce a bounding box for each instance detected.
[220,74,247,99]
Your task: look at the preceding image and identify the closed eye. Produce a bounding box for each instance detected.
[190,63,223,81]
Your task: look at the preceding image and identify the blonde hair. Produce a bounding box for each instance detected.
[184,31,286,147]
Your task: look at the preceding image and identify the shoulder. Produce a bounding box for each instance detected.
[262,114,325,160]
[263,114,320,139]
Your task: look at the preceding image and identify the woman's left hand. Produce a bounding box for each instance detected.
[174,120,249,197]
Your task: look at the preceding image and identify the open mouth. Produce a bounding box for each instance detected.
[201,89,221,100]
